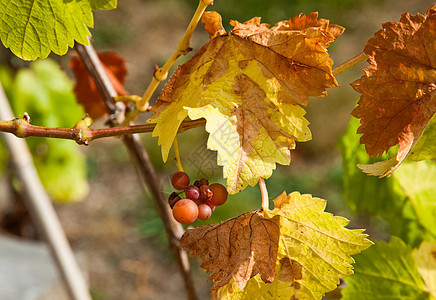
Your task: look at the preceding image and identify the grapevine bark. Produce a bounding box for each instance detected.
[75,42,198,300]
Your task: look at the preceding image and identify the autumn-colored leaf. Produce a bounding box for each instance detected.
[180,210,280,298]
[263,192,372,299]
[351,5,436,177]
[202,11,226,38]
[413,241,436,298]
[149,12,344,194]
[217,258,303,299]
[182,192,371,299]
[69,51,128,119]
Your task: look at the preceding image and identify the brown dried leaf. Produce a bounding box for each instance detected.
[69,51,128,119]
[180,210,280,297]
[201,11,226,39]
[229,13,344,105]
[351,5,436,176]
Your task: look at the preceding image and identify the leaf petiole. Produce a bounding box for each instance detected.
[259,177,269,211]
[332,52,368,76]
[173,136,184,172]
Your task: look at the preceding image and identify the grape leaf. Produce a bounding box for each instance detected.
[410,113,436,161]
[216,258,303,299]
[181,192,371,299]
[0,0,117,61]
[180,210,281,297]
[338,115,436,247]
[395,160,436,238]
[262,192,372,299]
[342,237,431,300]
[351,5,436,177]
[413,241,436,299]
[69,51,128,119]
[90,0,117,10]
[149,12,343,194]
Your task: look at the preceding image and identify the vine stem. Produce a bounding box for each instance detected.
[259,177,269,211]
[75,42,198,300]
[136,0,213,112]
[173,136,184,172]
[0,117,206,145]
[332,52,368,76]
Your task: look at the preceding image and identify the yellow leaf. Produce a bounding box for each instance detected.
[217,258,302,299]
[149,12,343,194]
[181,191,372,299]
[262,192,372,299]
[413,241,436,299]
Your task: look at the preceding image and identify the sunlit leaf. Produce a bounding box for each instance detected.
[180,210,280,297]
[182,191,371,299]
[0,0,117,60]
[351,5,436,177]
[149,12,343,194]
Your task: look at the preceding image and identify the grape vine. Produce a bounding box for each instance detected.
[0,1,435,300]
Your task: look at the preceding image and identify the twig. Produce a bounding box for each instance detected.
[332,52,368,76]
[75,41,198,300]
[173,136,184,172]
[136,0,214,112]
[0,117,205,145]
[259,177,269,211]
[0,83,91,300]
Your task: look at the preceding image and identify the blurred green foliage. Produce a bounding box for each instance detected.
[0,59,89,202]
[342,236,429,299]
[338,115,436,248]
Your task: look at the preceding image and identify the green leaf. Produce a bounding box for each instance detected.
[412,241,436,299]
[90,0,117,10]
[338,115,436,247]
[395,160,436,238]
[342,237,430,300]
[410,114,436,161]
[0,0,117,61]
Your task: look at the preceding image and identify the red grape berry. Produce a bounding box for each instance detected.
[171,172,190,190]
[199,185,213,200]
[172,199,198,224]
[209,183,228,206]
[199,177,209,186]
[185,185,200,201]
[168,192,181,209]
[197,203,212,221]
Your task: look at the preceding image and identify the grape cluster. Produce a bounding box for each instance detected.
[168,172,228,224]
